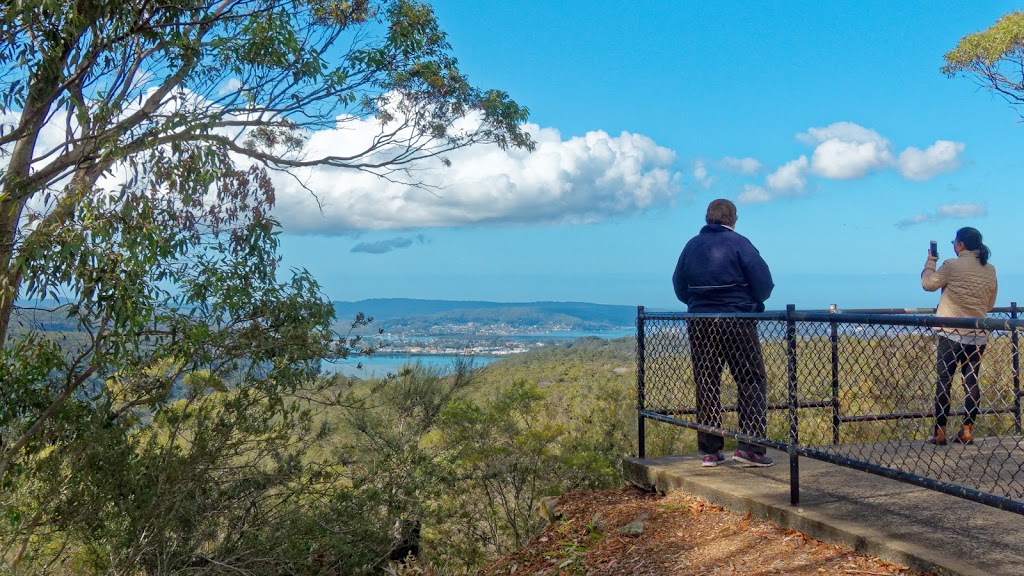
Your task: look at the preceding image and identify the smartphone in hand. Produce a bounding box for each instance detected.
[929,240,938,258]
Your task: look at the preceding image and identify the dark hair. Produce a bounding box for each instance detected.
[705,199,737,227]
[956,227,991,266]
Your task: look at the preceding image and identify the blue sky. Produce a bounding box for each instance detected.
[277,1,1023,310]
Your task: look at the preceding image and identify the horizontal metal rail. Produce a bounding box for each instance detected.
[789,311,1023,330]
[649,400,833,416]
[639,410,790,453]
[788,307,1015,315]
[640,309,1024,331]
[839,406,1009,424]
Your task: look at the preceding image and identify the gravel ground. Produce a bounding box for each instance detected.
[479,487,938,576]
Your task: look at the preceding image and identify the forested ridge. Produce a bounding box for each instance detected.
[332,299,637,333]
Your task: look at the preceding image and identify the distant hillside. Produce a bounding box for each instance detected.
[333,298,637,332]
[9,298,638,338]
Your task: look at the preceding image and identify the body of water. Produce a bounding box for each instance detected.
[324,328,635,378]
[324,354,499,378]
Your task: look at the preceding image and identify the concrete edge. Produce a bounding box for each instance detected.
[622,457,978,576]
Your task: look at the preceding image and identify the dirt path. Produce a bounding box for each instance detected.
[480,487,936,576]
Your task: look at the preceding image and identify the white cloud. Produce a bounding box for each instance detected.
[692,159,715,189]
[797,122,889,147]
[693,160,707,181]
[898,141,966,180]
[810,139,894,179]
[272,123,683,233]
[737,184,771,204]
[765,156,809,191]
[219,77,243,96]
[895,202,986,228]
[937,203,986,218]
[795,122,965,181]
[2,89,683,235]
[740,122,967,204]
[800,123,895,180]
[895,213,931,229]
[737,156,808,203]
[719,156,762,175]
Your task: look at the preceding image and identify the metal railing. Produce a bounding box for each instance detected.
[635,303,1024,515]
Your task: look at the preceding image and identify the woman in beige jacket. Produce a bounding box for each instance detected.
[921,227,997,445]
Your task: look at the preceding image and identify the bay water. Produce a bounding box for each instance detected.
[323,328,634,379]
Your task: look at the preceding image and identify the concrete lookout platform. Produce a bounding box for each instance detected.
[624,450,1024,576]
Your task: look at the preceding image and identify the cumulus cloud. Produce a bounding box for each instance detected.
[895,213,931,229]
[937,203,987,218]
[718,156,762,175]
[895,202,987,229]
[797,123,894,179]
[693,161,707,181]
[765,156,809,191]
[795,122,965,181]
[737,184,771,204]
[740,122,966,204]
[219,77,243,96]
[692,159,715,189]
[271,122,683,234]
[4,86,683,236]
[351,234,427,254]
[737,156,808,204]
[898,141,965,180]
[797,122,890,147]
[810,138,894,179]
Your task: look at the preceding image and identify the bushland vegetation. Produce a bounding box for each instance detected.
[0,334,659,574]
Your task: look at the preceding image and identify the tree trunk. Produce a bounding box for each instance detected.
[0,196,26,345]
[0,35,66,344]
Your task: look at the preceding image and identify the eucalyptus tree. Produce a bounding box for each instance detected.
[943,10,1024,117]
[0,0,531,571]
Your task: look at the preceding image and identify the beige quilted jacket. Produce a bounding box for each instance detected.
[921,249,998,338]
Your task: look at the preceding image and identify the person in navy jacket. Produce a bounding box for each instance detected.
[672,199,775,467]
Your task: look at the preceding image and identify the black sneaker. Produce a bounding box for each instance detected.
[733,450,774,467]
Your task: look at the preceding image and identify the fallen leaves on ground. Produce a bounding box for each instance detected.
[480,487,936,576]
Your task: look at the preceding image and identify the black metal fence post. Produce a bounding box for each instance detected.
[830,304,840,445]
[1013,302,1021,435]
[786,304,800,506]
[636,306,647,458]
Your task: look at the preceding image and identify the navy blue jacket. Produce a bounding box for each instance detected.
[672,224,774,312]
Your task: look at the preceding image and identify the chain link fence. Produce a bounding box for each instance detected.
[636,304,1024,515]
